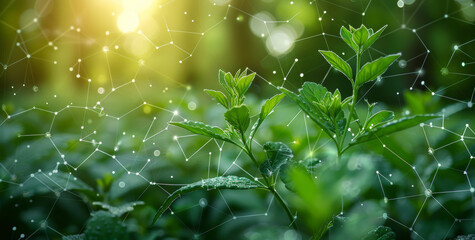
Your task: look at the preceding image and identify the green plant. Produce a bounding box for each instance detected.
[152,68,300,229]
[279,24,438,159]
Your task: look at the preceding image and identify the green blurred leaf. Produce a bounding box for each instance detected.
[92,201,144,217]
[85,211,129,240]
[170,121,231,142]
[455,235,475,240]
[356,54,401,86]
[62,234,85,240]
[224,105,250,135]
[152,176,264,223]
[204,89,229,109]
[319,50,353,80]
[364,110,394,130]
[280,158,323,192]
[17,171,93,197]
[361,226,396,240]
[351,114,438,146]
[259,142,293,176]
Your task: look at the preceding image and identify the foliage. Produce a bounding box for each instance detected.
[280,24,436,158]
[163,68,296,228]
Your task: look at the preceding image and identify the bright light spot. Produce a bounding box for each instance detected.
[266,26,296,56]
[122,0,153,12]
[117,11,139,33]
[397,0,404,8]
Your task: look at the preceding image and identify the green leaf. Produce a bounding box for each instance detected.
[62,234,85,240]
[352,25,369,49]
[362,226,396,240]
[335,111,347,136]
[340,26,358,52]
[259,142,294,176]
[328,89,342,117]
[355,54,401,86]
[224,105,250,134]
[259,93,285,122]
[236,72,256,96]
[350,114,438,146]
[279,86,335,138]
[16,171,93,197]
[364,110,394,130]
[225,72,236,88]
[455,235,475,240]
[250,93,285,139]
[280,158,323,192]
[152,176,264,223]
[218,69,233,95]
[363,25,387,52]
[85,211,129,240]
[204,89,229,109]
[170,121,231,142]
[92,201,144,217]
[300,82,329,103]
[319,50,353,80]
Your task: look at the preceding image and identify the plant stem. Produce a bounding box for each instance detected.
[270,187,298,229]
[242,136,297,230]
[338,52,361,157]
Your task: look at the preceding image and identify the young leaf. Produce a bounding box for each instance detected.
[362,25,387,52]
[224,105,251,135]
[204,89,229,109]
[170,121,232,142]
[350,114,438,146]
[352,25,369,49]
[249,93,285,139]
[340,26,358,52]
[328,89,342,117]
[152,176,264,223]
[259,93,285,122]
[364,110,394,130]
[259,142,293,176]
[236,72,256,96]
[355,54,401,86]
[224,72,236,88]
[218,69,233,95]
[319,50,353,80]
[279,86,335,138]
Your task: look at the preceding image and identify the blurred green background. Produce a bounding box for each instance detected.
[0,0,474,239]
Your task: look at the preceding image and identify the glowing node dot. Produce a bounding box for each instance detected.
[424,189,432,197]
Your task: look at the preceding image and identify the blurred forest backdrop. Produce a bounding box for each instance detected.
[0,0,474,239]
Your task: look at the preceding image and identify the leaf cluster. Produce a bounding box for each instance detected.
[280,24,437,154]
